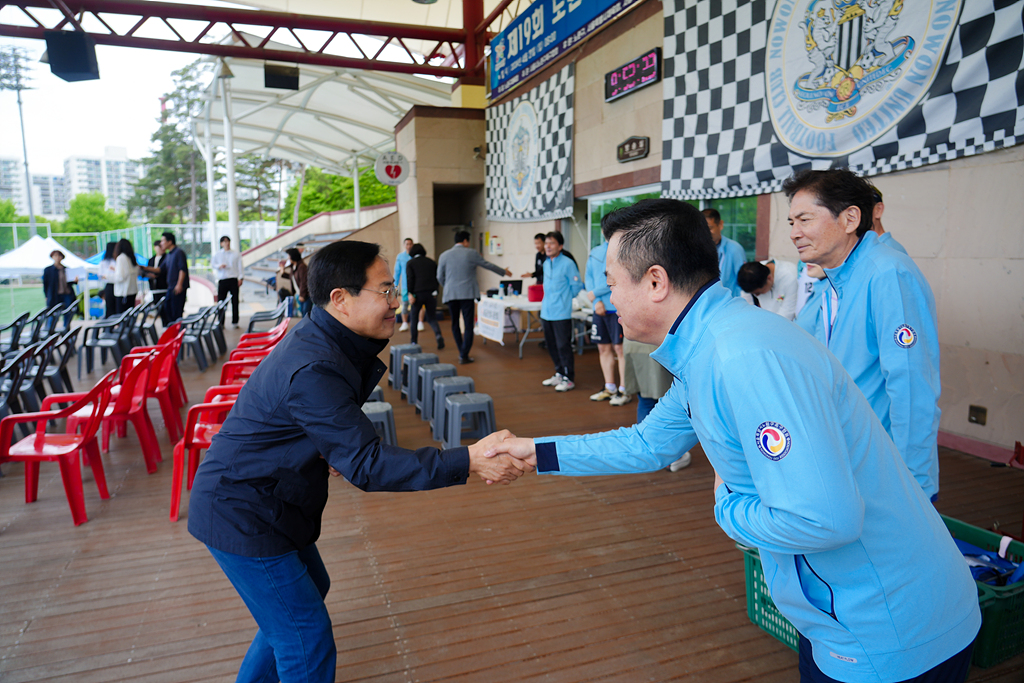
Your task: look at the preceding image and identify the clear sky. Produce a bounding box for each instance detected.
[1,36,198,176]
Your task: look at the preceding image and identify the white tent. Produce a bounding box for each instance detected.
[0,235,98,278]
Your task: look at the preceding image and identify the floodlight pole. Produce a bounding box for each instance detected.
[220,62,240,251]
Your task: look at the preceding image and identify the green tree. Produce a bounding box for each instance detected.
[63,193,130,233]
[280,166,396,226]
[235,153,278,222]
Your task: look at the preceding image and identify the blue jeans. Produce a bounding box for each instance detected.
[207,544,336,683]
[636,395,658,423]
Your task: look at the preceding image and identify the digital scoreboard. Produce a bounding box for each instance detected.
[605,47,661,102]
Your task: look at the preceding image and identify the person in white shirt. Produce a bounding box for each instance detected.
[736,259,799,321]
[111,238,140,315]
[99,241,117,318]
[212,235,244,328]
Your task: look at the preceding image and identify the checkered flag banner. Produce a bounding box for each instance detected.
[486,64,574,222]
[661,0,1024,200]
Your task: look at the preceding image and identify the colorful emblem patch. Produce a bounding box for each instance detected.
[894,324,917,349]
[756,422,792,461]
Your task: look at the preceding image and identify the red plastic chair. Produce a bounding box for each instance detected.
[65,352,161,475]
[228,347,274,362]
[132,337,186,442]
[219,359,263,385]
[169,385,242,522]
[237,318,288,346]
[0,370,118,526]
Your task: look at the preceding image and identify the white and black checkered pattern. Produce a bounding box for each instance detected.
[661,0,1024,200]
[486,64,574,222]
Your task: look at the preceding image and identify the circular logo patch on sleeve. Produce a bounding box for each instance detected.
[756,422,792,461]
[894,324,917,348]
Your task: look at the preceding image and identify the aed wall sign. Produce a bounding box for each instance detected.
[617,136,650,163]
[374,152,410,186]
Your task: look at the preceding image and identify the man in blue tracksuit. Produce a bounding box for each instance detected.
[704,207,746,296]
[393,237,413,330]
[584,240,628,404]
[492,199,979,683]
[540,231,583,393]
[785,170,941,500]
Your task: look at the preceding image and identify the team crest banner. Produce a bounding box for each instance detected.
[486,64,574,222]
[662,0,1024,199]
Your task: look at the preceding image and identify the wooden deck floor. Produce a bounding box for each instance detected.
[1,321,1021,682]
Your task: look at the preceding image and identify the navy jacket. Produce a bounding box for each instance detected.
[42,264,77,307]
[188,306,470,557]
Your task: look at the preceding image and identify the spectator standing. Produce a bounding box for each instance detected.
[99,241,117,317]
[287,248,310,317]
[868,183,907,254]
[212,235,244,328]
[393,238,416,331]
[585,241,628,404]
[737,259,800,320]
[437,230,511,364]
[188,240,526,683]
[42,249,78,328]
[703,209,745,297]
[493,198,979,683]
[111,239,139,314]
[405,243,445,349]
[521,233,548,283]
[785,169,942,500]
[539,232,583,392]
[275,258,293,303]
[142,232,189,323]
[147,240,167,293]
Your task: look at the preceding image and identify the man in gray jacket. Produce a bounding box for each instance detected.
[437,230,511,364]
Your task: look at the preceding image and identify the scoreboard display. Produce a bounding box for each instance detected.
[605,47,661,102]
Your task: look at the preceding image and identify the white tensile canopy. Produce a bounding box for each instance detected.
[0,235,98,278]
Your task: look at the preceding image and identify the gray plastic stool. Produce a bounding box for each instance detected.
[367,386,384,402]
[417,363,456,420]
[402,352,438,403]
[361,401,397,446]
[388,343,420,388]
[443,393,496,450]
[431,376,475,441]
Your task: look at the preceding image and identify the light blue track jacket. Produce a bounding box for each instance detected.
[815,232,941,499]
[540,253,582,321]
[394,251,411,295]
[717,235,746,297]
[534,281,979,682]
[584,242,614,312]
[878,231,907,254]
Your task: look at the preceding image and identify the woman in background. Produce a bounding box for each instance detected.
[111,239,140,314]
[99,241,117,317]
[286,248,310,317]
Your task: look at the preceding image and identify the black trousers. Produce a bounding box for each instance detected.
[165,290,186,323]
[218,278,240,325]
[409,292,443,346]
[114,294,136,315]
[102,283,116,318]
[542,318,574,381]
[447,299,475,360]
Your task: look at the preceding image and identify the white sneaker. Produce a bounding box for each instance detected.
[542,374,562,387]
[555,379,575,392]
[399,322,409,332]
[669,451,692,472]
[590,388,616,401]
[609,392,633,406]
[417,322,425,331]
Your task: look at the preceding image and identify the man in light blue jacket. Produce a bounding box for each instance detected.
[704,207,746,296]
[584,240,628,404]
[785,170,940,500]
[540,231,583,392]
[491,199,979,683]
[393,238,413,331]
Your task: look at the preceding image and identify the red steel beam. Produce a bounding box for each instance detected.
[0,0,469,78]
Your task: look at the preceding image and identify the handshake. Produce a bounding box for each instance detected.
[467,431,538,485]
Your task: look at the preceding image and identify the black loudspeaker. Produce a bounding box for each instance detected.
[44,30,100,82]
[264,63,299,90]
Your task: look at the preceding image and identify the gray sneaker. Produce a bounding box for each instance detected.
[542,373,562,387]
[609,391,633,406]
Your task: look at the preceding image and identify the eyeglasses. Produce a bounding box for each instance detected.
[351,285,400,304]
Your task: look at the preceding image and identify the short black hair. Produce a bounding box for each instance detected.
[409,243,427,258]
[161,232,177,246]
[454,230,471,244]
[50,249,64,259]
[103,242,117,259]
[307,240,381,307]
[737,261,770,293]
[153,240,161,248]
[782,169,874,237]
[220,235,231,244]
[403,237,413,244]
[602,198,719,294]
[285,248,303,263]
[702,208,722,224]
[534,233,546,241]
[544,231,564,246]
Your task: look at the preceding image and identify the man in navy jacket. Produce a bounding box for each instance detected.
[188,240,527,683]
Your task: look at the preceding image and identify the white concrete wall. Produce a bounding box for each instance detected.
[766,145,1024,450]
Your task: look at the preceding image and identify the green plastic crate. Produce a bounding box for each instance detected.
[739,515,1024,668]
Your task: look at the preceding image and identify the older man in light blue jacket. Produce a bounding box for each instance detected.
[437,230,510,364]
[491,199,979,683]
